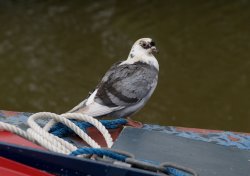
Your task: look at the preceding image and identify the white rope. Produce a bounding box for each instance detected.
[0,122,33,141]
[0,112,114,154]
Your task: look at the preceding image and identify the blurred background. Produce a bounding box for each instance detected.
[0,0,249,132]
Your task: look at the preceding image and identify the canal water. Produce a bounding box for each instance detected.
[0,1,249,132]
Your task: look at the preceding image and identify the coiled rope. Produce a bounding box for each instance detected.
[0,112,114,154]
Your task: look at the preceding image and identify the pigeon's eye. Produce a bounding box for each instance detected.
[150,41,155,46]
[140,42,148,49]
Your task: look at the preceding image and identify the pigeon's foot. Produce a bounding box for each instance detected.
[126,117,143,128]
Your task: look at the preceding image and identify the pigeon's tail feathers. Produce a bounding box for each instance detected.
[67,99,88,113]
[73,102,123,117]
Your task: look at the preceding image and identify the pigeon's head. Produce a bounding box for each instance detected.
[129,38,158,58]
[125,38,159,70]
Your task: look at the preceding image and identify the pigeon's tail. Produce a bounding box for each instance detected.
[67,99,88,113]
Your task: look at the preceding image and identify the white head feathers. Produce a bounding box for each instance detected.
[121,38,159,70]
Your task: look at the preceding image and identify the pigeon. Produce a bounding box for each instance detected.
[69,38,159,119]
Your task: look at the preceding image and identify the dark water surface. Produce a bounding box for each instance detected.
[0,1,250,132]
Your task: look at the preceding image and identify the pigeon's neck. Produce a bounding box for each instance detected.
[122,48,159,70]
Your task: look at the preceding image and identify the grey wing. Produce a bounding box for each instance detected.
[95,62,158,107]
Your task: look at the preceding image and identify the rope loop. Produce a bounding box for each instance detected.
[160,162,199,176]
[50,118,127,138]
[28,112,114,148]
[70,148,131,162]
[0,112,117,153]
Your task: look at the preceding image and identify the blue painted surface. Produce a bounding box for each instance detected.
[143,125,250,150]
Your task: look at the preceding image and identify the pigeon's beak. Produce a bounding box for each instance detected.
[151,46,159,54]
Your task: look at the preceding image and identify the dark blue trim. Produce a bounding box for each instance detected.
[0,142,158,176]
